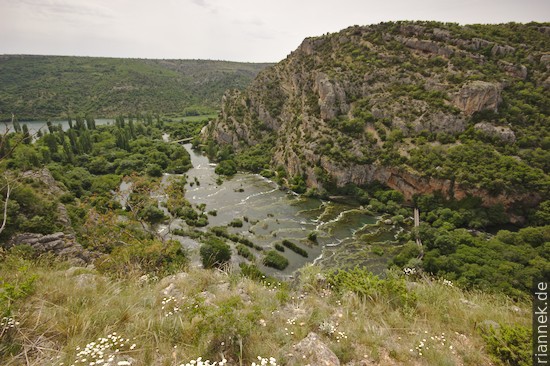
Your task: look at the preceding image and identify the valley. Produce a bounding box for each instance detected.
[0,20,548,366]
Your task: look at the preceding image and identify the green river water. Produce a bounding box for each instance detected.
[148,144,405,278]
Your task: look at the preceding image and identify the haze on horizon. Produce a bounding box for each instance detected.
[0,0,549,63]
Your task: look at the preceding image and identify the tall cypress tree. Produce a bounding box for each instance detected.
[22,124,31,144]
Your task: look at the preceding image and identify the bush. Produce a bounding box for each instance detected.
[481,324,532,366]
[263,250,289,270]
[229,218,243,228]
[327,267,416,309]
[97,239,187,276]
[200,237,231,269]
[215,159,237,176]
[274,243,285,252]
[139,204,167,224]
[239,263,266,281]
[236,244,254,261]
[146,163,163,177]
[281,239,308,257]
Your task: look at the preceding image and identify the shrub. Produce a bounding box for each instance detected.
[327,267,416,309]
[236,244,254,261]
[139,204,167,224]
[274,243,285,252]
[215,159,237,176]
[481,324,531,366]
[239,263,266,281]
[263,250,289,270]
[229,219,243,228]
[200,237,231,269]
[97,239,187,276]
[281,239,308,257]
[146,163,163,177]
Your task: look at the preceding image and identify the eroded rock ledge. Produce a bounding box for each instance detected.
[6,232,97,265]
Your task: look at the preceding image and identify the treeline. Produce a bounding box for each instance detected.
[0,113,192,241]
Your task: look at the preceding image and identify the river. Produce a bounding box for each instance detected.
[0,119,115,135]
[158,144,404,278]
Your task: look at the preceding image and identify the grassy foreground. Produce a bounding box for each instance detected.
[1,249,531,366]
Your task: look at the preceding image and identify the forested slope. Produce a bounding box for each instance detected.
[0,55,272,120]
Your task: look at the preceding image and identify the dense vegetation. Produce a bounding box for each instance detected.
[0,56,271,120]
[0,114,194,239]
[204,21,550,300]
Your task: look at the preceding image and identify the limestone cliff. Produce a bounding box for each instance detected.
[205,22,550,216]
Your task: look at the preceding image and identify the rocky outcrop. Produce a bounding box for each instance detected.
[20,168,65,196]
[19,168,74,231]
[314,73,349,120]
[205,22,548,218]
[395,35,454,57]
[6,232,96,265]
[286,332,340,366]
[452,81,502,115]
[474,122,516,143]
[498,61,528,79]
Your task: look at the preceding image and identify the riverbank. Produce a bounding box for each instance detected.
[151,143,406,278]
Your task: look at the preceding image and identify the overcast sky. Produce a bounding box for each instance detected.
[0,0,548,63]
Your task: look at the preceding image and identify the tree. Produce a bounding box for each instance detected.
[115,128,130,150]
[79,130,93,154]
[12,115,21,133]
[22,124,31,144]
[85,115,96,130]
[47,120,54,134]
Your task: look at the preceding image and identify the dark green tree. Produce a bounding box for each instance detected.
[79,130,93,154]
[85,115,96,130]
[43,133,58,154]
[200,237,231,269]
[13,117,21,133]
[21,124,31,144]
[47,120,54,134]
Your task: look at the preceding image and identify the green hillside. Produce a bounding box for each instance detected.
[0,55,272,120]
[206,21,550,217]
[204,21,550,300]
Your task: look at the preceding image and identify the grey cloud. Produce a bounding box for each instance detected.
[8,0,115,19]
[190,0,217,13]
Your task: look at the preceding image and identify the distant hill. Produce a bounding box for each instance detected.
[0,55,272,120]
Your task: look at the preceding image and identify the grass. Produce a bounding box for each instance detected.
[181,114,218,122]
[0,250,531,366]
